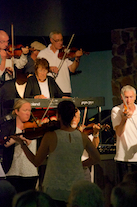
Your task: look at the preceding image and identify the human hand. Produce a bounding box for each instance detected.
[34,94,47,99]
[122,110,133,119]
[37,117,49,126]
[75,48,83,58]
[50,66,59,74]
[93,123,100,136]
[5,67,13,76]
[22,46,29,55]
[10,134,31,146]
[62,96,71,99]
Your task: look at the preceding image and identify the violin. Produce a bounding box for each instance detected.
[0,120,60,145]
[6,44,34,58]
[79,123,110,135]
[23,120,60,140]
[23,121,39,129]
[58,46,89,60]
[6,44,23,58]
[23,117,55,129]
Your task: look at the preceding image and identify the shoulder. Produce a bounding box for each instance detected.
[111,104,122,113]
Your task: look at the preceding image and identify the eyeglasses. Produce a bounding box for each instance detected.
[52,38,63,43]
[0,40,9,44]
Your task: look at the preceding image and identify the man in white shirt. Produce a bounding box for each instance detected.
[0,30,29,86]
[111,85,137,182]
[37,30,83,96]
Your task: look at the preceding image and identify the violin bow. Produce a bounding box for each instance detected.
[81,107,87,131]
[53,34,75,79]
[11,23,14,77]
[5,24,14,76]
[39,98,54,126]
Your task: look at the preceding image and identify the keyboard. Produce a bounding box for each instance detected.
[16,97,105,108]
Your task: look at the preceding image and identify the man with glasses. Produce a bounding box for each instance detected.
[38,30,83,96]
[0,30,29,87]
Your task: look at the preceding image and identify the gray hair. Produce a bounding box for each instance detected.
[121,85,136,96]
[49,30,62,39]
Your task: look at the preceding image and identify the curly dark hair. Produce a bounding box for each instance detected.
[57,100,76,127]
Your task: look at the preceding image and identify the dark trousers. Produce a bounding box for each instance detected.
[6,176,38,193]
[116,161,137,182]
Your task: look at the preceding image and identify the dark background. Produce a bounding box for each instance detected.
[1,0,137,51]
[1,0,137,144]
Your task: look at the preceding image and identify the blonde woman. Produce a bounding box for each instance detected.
[0,98,38,193]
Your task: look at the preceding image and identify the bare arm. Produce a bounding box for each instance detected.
[92,123,100,148]
[68,49,83,73]
[115,110,133,137]
[4,136,32,148]
[4,138,16,147]
[92,136,100,148]
[69,58,80,73]
[10,131,51,167]
[82,133,100,167]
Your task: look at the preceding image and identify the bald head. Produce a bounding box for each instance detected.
[0,30,9,49]
[0,30,9,39]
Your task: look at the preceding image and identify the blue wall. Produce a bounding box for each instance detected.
[71,50,113,119]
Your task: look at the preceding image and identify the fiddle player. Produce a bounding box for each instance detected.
[10,100,100,207]
[0,98,38,193]
[37,30,83,96]
[111,85,137,182]
[71,108,100,181]
[0,30,29,87]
